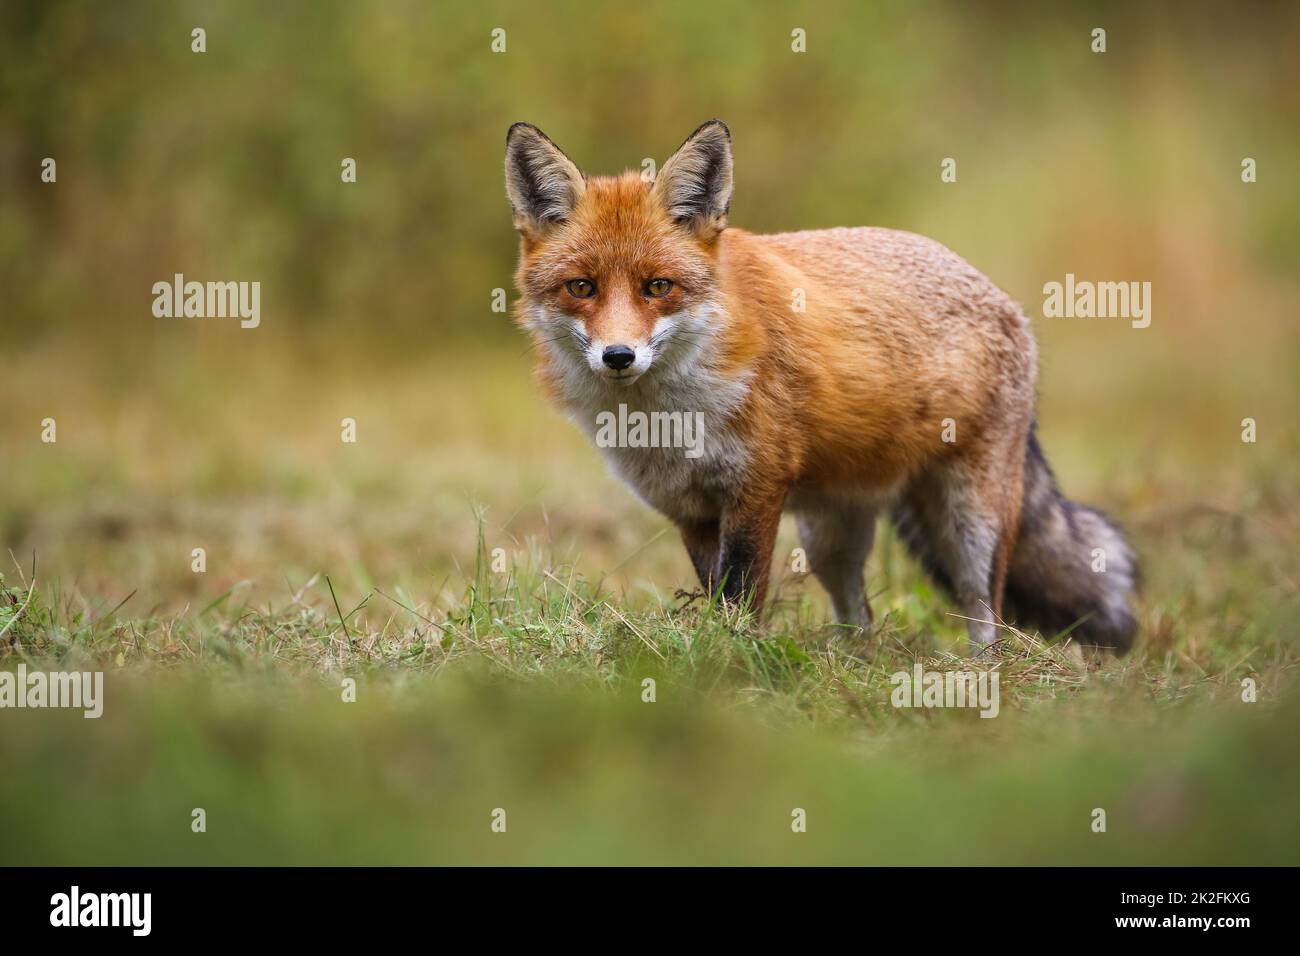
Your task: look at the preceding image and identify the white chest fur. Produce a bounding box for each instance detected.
[534,307,752,522]
[577,365,751,521]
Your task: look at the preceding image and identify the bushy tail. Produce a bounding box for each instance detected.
[1004,428,1139,653]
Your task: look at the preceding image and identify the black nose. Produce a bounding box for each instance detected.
[602,345,636,370]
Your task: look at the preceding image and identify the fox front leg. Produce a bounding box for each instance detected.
[715,487,787,620]
[677,517,721,594]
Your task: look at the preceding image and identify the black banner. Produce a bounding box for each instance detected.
[0,867,1278,941]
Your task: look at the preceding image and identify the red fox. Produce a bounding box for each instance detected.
[504,120,1138,653]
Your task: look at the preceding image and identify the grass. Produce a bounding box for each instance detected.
[3,333,1300,864]
[1,346,1298,863]
[2,567,1298,864]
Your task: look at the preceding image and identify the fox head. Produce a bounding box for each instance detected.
[504,120,733,389]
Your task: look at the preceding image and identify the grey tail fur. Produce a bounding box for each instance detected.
[1002,426,1139,653]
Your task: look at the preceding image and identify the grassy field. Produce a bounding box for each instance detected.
[2,334,1298,865]
[2,1,1299,865]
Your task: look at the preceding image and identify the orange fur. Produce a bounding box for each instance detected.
[516,173,1034,492]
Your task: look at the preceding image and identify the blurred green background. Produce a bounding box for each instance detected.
[1,1,1298,864]
[3,1,1297,350]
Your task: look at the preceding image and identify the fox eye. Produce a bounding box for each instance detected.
[645,278,674,297]
[565,279,596,299]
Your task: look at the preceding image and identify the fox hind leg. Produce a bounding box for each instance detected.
[892,452,1025,652]
[795,497,878,632]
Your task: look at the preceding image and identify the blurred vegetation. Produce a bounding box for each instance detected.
[1,1,1298,864]
[3,668,1298,865]
[2,1,1297,353]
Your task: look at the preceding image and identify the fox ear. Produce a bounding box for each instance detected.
[504,123,586,235]
[653,120,733,238]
